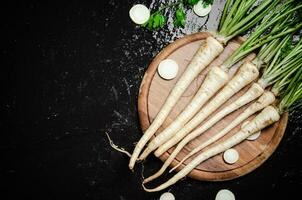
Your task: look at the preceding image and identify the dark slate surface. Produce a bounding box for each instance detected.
[1,0,301,199]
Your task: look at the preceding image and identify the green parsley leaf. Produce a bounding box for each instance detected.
[174,8,186,28]
[153,13,166,29]
[202,0,214,8]
[280,37,293,60]
[142,13,166,31]
[184,0,199,6]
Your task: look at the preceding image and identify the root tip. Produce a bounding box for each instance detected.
[142,183,154,192]
[128,163,134,171]
[154,150,162,157]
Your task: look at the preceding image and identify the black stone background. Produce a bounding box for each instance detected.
[1,0,301,199]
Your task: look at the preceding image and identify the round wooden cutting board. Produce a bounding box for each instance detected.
[138,32,288,181]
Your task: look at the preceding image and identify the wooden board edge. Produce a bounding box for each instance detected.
[161,113,288,181]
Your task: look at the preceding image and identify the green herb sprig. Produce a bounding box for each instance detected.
[184,0,199,6]
[174,5,186,27]
[142,0,213,31]
[202,0,214,7]
[143,13,167,30]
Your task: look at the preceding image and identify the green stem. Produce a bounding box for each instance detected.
[225,22,301,69]
[219,0,233,31]
[226,0,246,29]
[230,0,258,27]
[225,2,302,68]
[279,68,302,113]
[265,55,302,86]
[266,48,302,79]
[226,0,278,37]
[254,18,296,46]
[257,38,281,63]
[263,37,287,64]
[225,1,295,43]
[219,0,241,35]
[273,67,299,95]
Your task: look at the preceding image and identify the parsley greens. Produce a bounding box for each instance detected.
[143,13,166,30]
[202,0,214,8]
[184,0,199,6]
[174,6,186,27]
[142,0,213,31]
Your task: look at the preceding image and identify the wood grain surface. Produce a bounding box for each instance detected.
[138,32,288,181]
